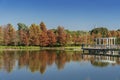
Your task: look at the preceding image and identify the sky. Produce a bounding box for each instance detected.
[0,0,120,30]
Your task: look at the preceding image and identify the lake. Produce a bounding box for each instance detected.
[0,50,120,80]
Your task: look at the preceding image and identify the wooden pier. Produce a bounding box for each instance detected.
[82,45,120,55]
[82,37,120,55]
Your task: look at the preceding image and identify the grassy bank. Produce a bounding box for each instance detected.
[0,46,82,51]
[36,46,82,51]
[0,46,41,50]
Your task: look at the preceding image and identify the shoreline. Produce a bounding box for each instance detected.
[0,46,82,51]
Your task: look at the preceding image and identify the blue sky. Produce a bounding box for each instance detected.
[0,0,120,30]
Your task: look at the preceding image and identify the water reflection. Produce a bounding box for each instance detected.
[0,50,120,74]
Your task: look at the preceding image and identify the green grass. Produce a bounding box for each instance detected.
[40,46,82,51]
[0,46,40,50]
[0,46,82,51]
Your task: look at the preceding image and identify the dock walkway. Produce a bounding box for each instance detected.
[82,45,120,55]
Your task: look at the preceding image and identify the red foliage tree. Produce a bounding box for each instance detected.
[39,32,49,47]
[4,24,16,45]
[0,26,4,45]
[40,22,49,47]
[47,30,56,46]
[19,30,29,46]
[57,26,67,46]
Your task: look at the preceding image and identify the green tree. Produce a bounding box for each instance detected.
[90,27,108,37]
[116,37,120,44]
[117,29,120,31]
[18,23,28,31]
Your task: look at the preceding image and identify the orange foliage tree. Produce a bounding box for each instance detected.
[57,26,67,46]
[29,24,41,46]
[40,22,49,47]
[4,24,16,45]
[47,30,56,46]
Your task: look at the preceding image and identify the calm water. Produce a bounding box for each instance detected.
[0,50,120,80]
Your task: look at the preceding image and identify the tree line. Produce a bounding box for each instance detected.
[0,22,120,46]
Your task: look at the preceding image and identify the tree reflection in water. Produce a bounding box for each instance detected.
[0,50,120,74]
[91,61,109,67]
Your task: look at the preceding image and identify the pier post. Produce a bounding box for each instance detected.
[99,39,101,45]
[114,38,115,45]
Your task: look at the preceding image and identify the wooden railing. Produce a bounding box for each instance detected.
[82,44,120,49]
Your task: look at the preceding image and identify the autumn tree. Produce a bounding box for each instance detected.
[72,33,83,46]
[40,22,49,47]
[57,26,67,46]
[4,24,16,45]
[0,26,4,45]
[106,31,112,37]
[40,32,49,47]
[29,24,41,46]
[117,31,120,37]
[47,30,56,46]
[116,30,120,44]
[110,30,117,37]
[86,34,91,44]
[90,33,96,44]
[66,33,72,46]
[40,22,47,33]
[72,33,77,45]
[17,23,29,46]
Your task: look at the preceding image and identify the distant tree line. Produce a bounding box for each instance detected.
[0,22,120,46]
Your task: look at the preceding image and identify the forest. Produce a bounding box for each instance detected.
[0,22,120,47]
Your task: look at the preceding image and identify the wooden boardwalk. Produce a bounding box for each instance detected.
[82,37,120,55]
[82,45,120,55]
[83,47,120,50]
